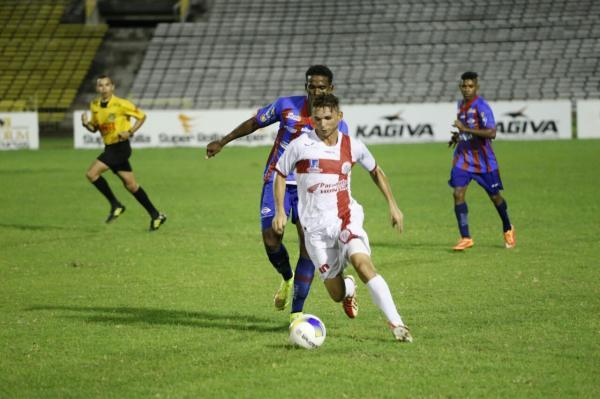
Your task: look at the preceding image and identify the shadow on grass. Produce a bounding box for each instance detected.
[0,223,101,233]
[26,305,286,333]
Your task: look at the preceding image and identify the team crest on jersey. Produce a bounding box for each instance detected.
[341,162,352,175]
[307,159,321,173]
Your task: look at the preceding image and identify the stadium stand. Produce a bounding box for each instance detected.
[129,0,600,109]
[0,0,106,123]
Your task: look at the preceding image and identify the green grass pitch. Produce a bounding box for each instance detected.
[1,138,599,398]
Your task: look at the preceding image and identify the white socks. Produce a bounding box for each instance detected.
[367,274,404,327]
[344,276,356,298]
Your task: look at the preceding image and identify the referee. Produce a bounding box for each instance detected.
[81,75,166,231]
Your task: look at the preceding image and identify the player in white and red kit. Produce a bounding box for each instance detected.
[206,66,347,323]
[273,94,412,342]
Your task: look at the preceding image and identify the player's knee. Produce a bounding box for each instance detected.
[262,231,282,250]
[123,180,138,192]
[85,170,97,182]
[490,193,503,205]
[353,259,376,283]
[453,190,465,203]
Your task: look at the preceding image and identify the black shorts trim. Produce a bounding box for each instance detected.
[97,140,132,173]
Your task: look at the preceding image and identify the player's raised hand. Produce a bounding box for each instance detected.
[390,206,404,234]
[81,112,89,125]
[272,212,287,235]
[205,140,223,159]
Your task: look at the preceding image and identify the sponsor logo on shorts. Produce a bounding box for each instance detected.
[261,207,272,216]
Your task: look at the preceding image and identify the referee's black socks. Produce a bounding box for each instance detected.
[92,176,121,209]
[132,186,159,219]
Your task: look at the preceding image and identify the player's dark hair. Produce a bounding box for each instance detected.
[305,65,333,84]
[461,71,478,81]
[311,93,340,112]
[96,75,113,84]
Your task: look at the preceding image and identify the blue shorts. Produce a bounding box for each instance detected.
[448,167,504,195]
[260,181,299,230]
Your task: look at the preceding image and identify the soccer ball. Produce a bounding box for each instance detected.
[289,314,326,349]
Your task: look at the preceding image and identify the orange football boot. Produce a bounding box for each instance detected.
[453,237,474,251]
[504,225,516,248]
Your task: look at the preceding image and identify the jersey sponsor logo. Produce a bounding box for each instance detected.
[496,107,559,135]
[307,180,349,194]
[285,125,313,134]
[284,112,301,122]
[99,122,116,134]
[307,159,321,173]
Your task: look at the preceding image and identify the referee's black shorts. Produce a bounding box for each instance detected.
[97,140,132,173]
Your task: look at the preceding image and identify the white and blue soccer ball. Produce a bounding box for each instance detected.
[289,314,326,349]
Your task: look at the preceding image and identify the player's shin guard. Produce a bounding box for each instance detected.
[291,256,314,313]
[454,202,470,238]
[367,274,404,327]
[266,244,293,281]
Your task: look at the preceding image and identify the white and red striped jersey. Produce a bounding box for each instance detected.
[275,131,377,234]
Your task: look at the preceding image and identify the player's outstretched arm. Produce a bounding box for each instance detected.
[272,173,288,235]
[205,117,261,159]
[369,166,404,234]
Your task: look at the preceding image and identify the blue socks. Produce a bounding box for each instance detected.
[266,244,293,281]
[454,203,470,238]
[291,256,315,313]
[495,200,512,232]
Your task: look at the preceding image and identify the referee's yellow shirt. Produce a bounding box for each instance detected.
[89,95,145,145]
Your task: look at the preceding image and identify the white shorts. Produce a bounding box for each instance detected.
[305,208,371,281]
